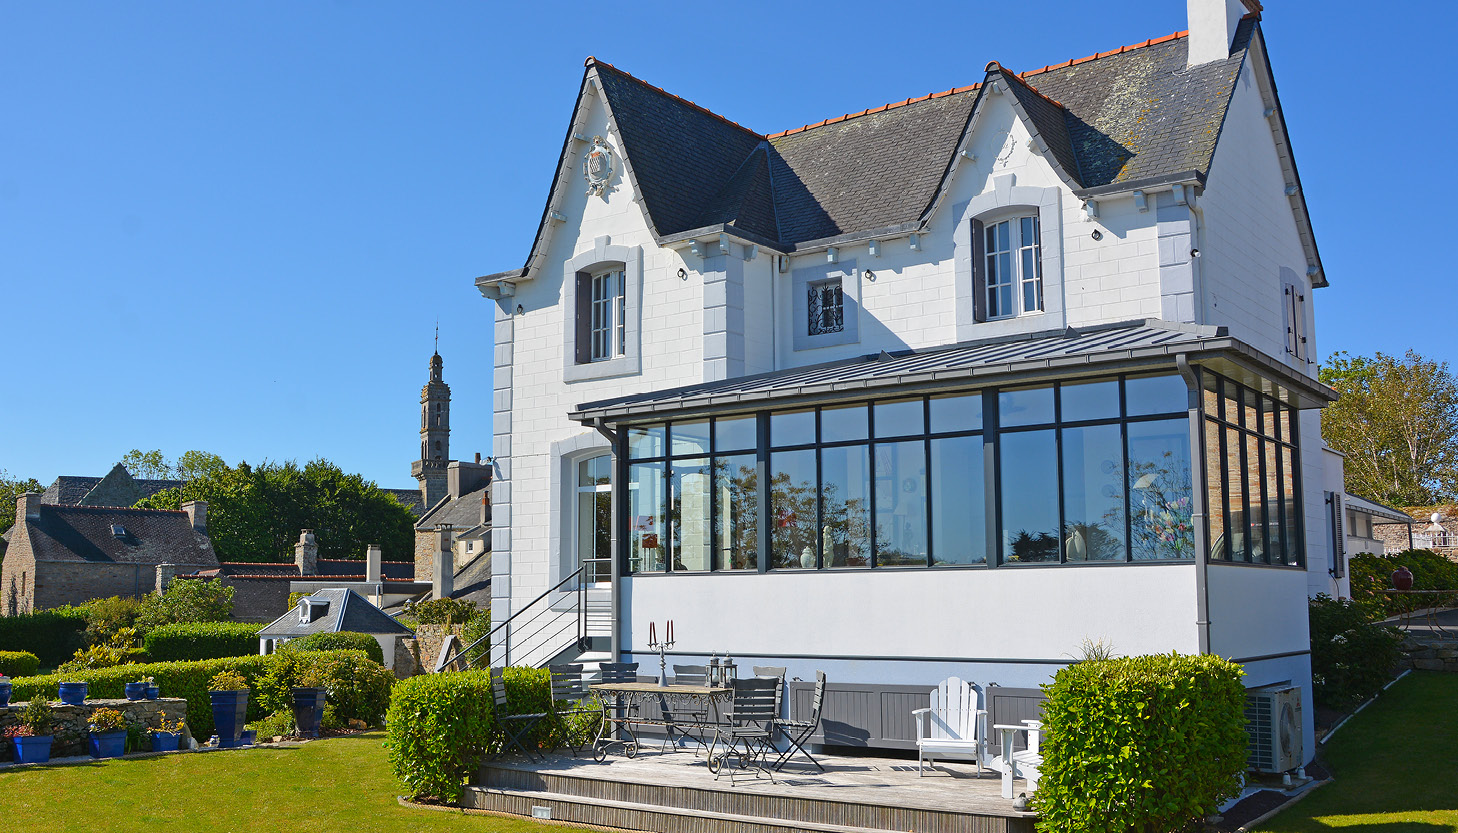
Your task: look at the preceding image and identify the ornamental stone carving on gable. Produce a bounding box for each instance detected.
[583,135,614,197]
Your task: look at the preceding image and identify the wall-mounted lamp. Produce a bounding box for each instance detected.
[1090,229,1103,241]
[516,304,524,315]
[865,270,876,282]
[677,268,688,281]
[1190,248,1201,258]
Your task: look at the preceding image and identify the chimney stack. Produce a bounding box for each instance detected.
[433,525,455,599]
[1187,0,1256,67]
[181,500,208,535]
[295,529,319,576]
[366,543,383,583]
[18,491,42,524]
[155,563,178,594]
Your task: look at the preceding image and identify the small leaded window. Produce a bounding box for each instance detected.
[807,278,844,336]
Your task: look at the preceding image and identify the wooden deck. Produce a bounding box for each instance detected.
[468,747,1036,833]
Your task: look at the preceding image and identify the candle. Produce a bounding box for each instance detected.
[668,619,673,642]
[650,621,656,643]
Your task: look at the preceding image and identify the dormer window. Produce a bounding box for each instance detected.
[298,597,329,624]
[807,278,844,336]
[984,215,1042,319]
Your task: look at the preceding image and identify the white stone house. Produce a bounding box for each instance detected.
[476,1,1334,765]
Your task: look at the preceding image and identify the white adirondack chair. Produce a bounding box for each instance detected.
[912,676,985,776]
[992,720,1043,799]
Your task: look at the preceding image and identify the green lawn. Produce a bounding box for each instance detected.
[1260,671,1458,832]
[0,732,595,833]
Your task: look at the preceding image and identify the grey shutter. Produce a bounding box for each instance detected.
[574,271,593,365]
[971,219,987,323]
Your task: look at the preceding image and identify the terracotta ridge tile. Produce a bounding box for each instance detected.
[766,82,982,140]
[583,56,762,137]
[1021,29,1188,79]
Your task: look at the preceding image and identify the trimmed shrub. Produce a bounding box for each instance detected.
[0,607,88,666]
[402,597,478,626]
[82,595,145,645]
[1033,653,1248,833]
[0,650,40,677]
[386,667,550,803]
[1350,549,1458,619]
[254,649,394,729]
[282,631,384,665]
[144,622,263,662]
[1309,593,1403,709]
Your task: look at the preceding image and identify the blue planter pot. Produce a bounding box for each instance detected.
[291,687,327,739]
[124,682,147,701]
[90,730,126,759]
[210,690,249,748]
[58,681,87,705]
[0,680,11,708]
[240,730,256,746]
[145,685,159,700]
[12,735,52,765]
[151,732,180,752]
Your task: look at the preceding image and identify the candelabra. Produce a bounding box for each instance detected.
[648,620,674,685]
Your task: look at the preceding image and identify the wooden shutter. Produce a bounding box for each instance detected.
[1327,491,1345,577]
[574,271,593,364]
[971,219,987,323]
[1284,284,1308,362]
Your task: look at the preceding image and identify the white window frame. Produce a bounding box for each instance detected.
[984,214,1043,320]
[589,268,626,362]
[576,453,614,586]
[562,239,643,383]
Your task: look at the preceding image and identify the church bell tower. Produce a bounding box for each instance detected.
[411,349,451,509]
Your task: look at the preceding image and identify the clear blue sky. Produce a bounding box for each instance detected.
[3,1,1452,489]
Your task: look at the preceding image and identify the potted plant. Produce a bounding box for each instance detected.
[207,670,250,749]
[0,674,11,708]
[150,716,186,753]
[124,677,148,701]
[290,669,328,739]
[58,680,87,705]
[144,677,159,700]
[4,696,53,764]
[88,706,128,759]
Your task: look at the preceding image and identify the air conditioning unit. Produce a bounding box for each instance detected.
[1245,684,1303,773]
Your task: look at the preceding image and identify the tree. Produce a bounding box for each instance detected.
[121,448,175,480]
[135,457,416,563]
[134,578,234,633]
[1,469,44,556]
[1319,350,1458,506]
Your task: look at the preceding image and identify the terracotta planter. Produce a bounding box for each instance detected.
[1393,566,1415,591]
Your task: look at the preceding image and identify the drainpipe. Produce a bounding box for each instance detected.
[592,418,622,664]
[1176,354,1212,654]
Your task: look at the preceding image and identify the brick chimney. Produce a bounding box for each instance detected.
[366,543,383,583]
[1187,0,1258,67]
[295,529,319,576]
[18,491,42,525]
[181,500,207,535]
[433,525,455,599]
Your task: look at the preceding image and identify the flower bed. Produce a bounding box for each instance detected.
[0,699,188,761]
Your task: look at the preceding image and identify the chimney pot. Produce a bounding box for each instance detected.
[366,544,383,582]
[433,525,455,599]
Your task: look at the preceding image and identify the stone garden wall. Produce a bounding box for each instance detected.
[1399,635,1458,673]
[0,698,189,761]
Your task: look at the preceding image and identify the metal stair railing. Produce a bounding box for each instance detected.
[458,566,588,669]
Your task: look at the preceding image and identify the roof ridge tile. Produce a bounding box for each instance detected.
[1022,29,1188,79]
[767,83,982,140]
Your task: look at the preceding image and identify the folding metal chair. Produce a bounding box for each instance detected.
[491,666,549,759]
[548,664,598,755]
[706,677,780,784]
[772,671,827,772]
[592,661,641,761]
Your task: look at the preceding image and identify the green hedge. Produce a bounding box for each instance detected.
[1032,653,1248,833]
[283,631,384,665]
[1309,594,1403,709]
[255,649,394,729]
[0,650,40,677]
[0,608,88,667]
[143,622,263,662]
[1350,549,1458,618]
[386,667,551,803]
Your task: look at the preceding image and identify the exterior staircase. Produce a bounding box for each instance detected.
[459,566,612,670]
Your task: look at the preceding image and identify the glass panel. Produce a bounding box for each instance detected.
[929,393,982,434]
[1243,389,1258,435]
[771,409,816,448]
[997,220,1010,250]
[1202,372,1222,420]
[578,455,612,488]
[714,415,758,453]
[577,489,611,583]
[713,454,759,570]
[671,420,711,457]
[820,404,869,443]
[1059,380,1120,422]
[1061,424,1127,561]
[874,441,929,566]
[1259,396,1277,439]
[874,398,924,439]
[1205,419,1227,561]
[999,429,1060,563]
[1281,446,1300,566]
[1280,406,1295,446]
[999,386,1055,427]
[1224,386,1241,430]
[1126,374,1188,417]
[1127,419,1195,560]
[670,458,711,571]
[820,445,872,567]
[770,449,818,569]
[1245,433,1267,563]
[628,425,665,460]
[1225,426,1248,562]
[931,435,986,565]
[1264,440,1281,566]
[628,461,666,572]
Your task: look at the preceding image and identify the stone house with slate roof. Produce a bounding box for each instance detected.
[475,0,1339,764]
[2,493,218,615]
[258,587,415,672]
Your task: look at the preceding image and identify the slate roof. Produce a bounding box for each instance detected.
[416,486,491,531]
[41,473,183,507]
[257,588,414,639]
[23,505,217,566]
[571,319,1335,422]
[487,17,1290,282]
[450,552,492,606]
[382,488,425,518]
[317,559,416,580]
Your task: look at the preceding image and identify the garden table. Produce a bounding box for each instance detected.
[588,682,731,761]
[1381,589,1458,636]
